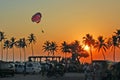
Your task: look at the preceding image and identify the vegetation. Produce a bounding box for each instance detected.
[0,29,120,63]
[28,33,36,56]
[9,37,16,62]
[83,34,95,62]
[94,36,108,60]
[43,41,58,56]
[0,31,6,61]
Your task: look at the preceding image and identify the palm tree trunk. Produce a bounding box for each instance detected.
[19,48,22,62]
[65,53,67,64]
[113,46,115,62]
[23,48,26,62]
[1,41,3,60]
[90,47,93,63]
[65,53,66,60]
[31,43,34,56]
[48,52,50,56]
[65,53,67,72]
[6,48,8,62]
[102,50,105,60]
[13,47,14,62]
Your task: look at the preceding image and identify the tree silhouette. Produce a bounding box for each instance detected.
[0,31,6,60]
[4,40,10,61]
[1,29,120,63]
[9,37,16,62]
[50,41,58,56]
[16,38,27,62]
[61,41,71,59]
[94,36,108,60]
[21,38,27,62]
[60,41,71,68]
[114,29,120,43]
[61,40,89,64]
[111,36,119,62]
[114,29,120,60]
[16,39,22,62]
[42,41,51,56]
[69,40,85,63]
[43,41,58,56]
[28,33,36,56]
[83,34,95,62]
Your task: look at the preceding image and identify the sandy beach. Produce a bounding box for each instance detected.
[0,73,85,80]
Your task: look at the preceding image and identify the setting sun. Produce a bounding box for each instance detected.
[83,45,90,51]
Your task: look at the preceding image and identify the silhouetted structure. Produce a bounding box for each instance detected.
[28,56,61,63]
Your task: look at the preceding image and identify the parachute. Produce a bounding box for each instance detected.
[31,12,44,33]
[31,12,42,23]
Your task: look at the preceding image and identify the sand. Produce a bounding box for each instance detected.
[0,73,85,80]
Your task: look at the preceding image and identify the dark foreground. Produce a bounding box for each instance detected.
[0,73,85,80]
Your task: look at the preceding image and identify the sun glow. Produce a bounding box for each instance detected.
[83,45,90,51]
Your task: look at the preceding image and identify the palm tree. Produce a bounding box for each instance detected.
[16,38,23,62]
[94,36,108,60]
[61,41,71,67]
[21,38,27,62]
[111,36,119,62]
[83,34,95,62]
[0,31,6,60]
[16,38,27,62]
[28,33,36,56]
[69,40,84,63]
[114,29,120,43]
[113,29,120,62]
[50,41,58,56]
[61,41,71,59]
[9,37,16,62]
[42,41,51,56]
[4,40,10,61]
[43,41,58,56]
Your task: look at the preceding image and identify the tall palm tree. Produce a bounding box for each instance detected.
[61,41,71,67]
[61,41,71,59]
[28,33,36,56]
[50,41,58,56]
[4,40,10,61]
[114,29,120,62]
[0,31,6,60]
[9,37,16,62]
[94,36,108,60]
[42,41,51,56]
[16,38,23,62]
[21,38,27,62]
[83,34,95,62]
[16,38,27,62]
[111,36,119,62]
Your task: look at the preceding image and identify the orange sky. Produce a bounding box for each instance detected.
[0,0,120,62]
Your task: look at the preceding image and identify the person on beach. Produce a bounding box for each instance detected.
[24,62,26,76]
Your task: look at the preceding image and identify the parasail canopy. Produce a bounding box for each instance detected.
[31,12,42,23]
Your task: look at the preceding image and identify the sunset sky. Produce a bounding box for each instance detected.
[0,0,120,62]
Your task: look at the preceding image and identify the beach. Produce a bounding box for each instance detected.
[0,73,85,80]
